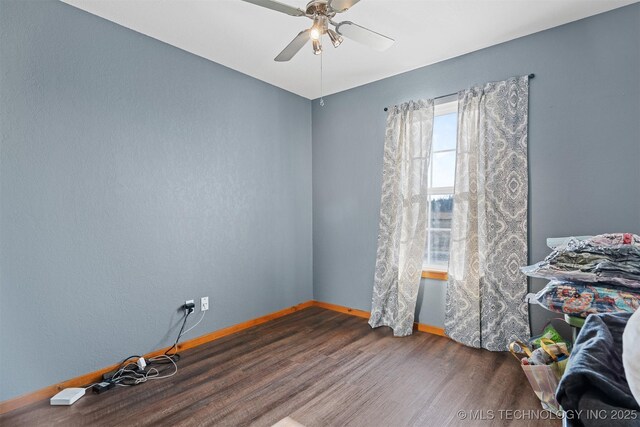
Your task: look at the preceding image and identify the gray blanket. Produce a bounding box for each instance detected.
[556,312,640,426]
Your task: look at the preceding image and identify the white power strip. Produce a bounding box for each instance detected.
[50,388,85,406]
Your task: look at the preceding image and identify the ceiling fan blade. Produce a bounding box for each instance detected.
[275,29,311,62]
[330,0,361,13]
[335,21,394,51]
[240,0,305,17]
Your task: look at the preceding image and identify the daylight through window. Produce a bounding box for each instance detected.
[423,100,458,273]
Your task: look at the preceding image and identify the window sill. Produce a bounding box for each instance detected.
[422,270,448,281]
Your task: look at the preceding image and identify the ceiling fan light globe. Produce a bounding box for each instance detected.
[310,14,326,41]
[312,39,322,55]
[310,27,321,41]
[328,28,343,47]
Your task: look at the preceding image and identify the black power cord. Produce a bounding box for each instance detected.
[103,355,141,381]
[160,310,191,363]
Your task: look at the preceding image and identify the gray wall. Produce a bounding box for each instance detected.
[0,0,312,401]
[312,4,640,332]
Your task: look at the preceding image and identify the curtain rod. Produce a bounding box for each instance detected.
[383,73,535,112]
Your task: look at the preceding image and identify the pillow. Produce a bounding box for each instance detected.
[623,309,640,406]
[534,280,640,318]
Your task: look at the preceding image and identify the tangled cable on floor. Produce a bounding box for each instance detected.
[109,354,178,387]
[86,308,205,391]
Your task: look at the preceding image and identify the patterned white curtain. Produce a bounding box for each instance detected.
[369,100,434,337]
[444,76,530,351]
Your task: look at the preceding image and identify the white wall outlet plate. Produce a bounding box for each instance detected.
[201,296,209,311]
[50,388,85,406]
[185,299,194,313]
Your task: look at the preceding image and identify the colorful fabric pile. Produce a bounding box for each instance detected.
[523,233,640,317]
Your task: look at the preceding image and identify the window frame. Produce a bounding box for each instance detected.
[422,99,458,281]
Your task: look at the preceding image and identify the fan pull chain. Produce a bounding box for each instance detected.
[319,51,325,107]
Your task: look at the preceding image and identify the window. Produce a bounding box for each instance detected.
[423,99,458,279]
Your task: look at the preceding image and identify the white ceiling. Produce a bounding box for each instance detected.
[61,0,636,99]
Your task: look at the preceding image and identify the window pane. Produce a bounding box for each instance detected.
[431,151,456,188]
[430,195,453,228]
[432,113,457,152]
[428,229,451,268]
[423,240,431,267]
[423,195,454,270]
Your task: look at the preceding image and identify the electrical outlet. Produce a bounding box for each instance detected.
[201,296,209,312]
[184,300,195,313]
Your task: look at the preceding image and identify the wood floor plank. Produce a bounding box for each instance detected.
[0,307,559,426]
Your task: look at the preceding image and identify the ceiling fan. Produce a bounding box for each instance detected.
[241,0,395,61]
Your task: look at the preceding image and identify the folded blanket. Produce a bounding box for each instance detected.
[556,313,639,426]
[522,233,640,288]
[534,280,640,317]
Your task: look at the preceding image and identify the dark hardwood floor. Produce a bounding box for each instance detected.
[0,307,559,426]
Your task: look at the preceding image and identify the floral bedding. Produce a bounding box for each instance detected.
[535,280,640,317]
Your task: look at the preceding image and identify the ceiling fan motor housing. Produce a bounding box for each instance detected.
[305,1,336,18]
